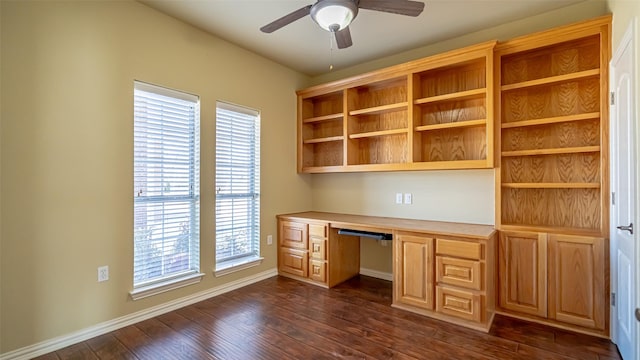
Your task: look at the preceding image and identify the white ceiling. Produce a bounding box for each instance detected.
[140,0,587,76]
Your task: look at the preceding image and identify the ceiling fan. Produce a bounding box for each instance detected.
[260,0,426,49]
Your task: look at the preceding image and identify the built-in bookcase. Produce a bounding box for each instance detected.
[495,17,610,236]
[297,41,496,173]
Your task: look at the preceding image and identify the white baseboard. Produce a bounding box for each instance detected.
[0,268,278,360]
[360,267,393,281]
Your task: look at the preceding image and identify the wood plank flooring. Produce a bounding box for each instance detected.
[34,275,621,360]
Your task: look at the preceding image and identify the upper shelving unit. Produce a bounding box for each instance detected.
[296,41,496,173]
[495,15,611,237]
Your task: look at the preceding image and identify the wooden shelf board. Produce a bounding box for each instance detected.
[499,224,603,238]
[349,102,408,116]
[303,136,344,144]
[501,146,600,157]
[302,113,343,123]
[414,88,486,105]
[300,165,345,173]
[501,69,600,91]
[416,119,486,132]
[349,128,408,139]
[501,182,601,189]
[501,112,600,129]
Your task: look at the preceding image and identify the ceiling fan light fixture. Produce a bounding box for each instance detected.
[310,0,358,32]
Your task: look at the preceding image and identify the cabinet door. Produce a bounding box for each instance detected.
[394,233,434,310]
[279,248,308,278]
[548,234,605,330]
[279,220,308,250]
[498,231,547,317]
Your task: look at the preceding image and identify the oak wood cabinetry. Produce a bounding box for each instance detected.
[297,41,496,173]
[278,212,496,332]
[498,230,607,334]
[494,16,611,337]
[394,233,434,310]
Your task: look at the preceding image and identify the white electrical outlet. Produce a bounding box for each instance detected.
[395,193,403,204]
[98,265,109,282]
[404,193,413,204]
[267,235,273,245]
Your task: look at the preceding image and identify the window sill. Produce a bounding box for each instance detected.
[129,272,205,301]
[214,256,264,277]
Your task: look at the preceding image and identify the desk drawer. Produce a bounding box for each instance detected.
[436,256,482,290]
[436,238,481,260]
[309,259,327,283]
[309,223,327,239]
[280,221,308,250]
[279,248,308,278]
[310,238,327,260]
[436,286,482,322]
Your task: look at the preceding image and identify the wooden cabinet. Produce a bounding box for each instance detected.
[297,41,496,173]
[394,233,434,310]
[394,231,496,331]
[498,231,548,317]
[498,231,607,333]
[548,234,606,330]
[495,15,611,237]
[277,216,359,288]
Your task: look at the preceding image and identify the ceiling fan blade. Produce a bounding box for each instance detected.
[335,26,353,49]
[260,5,312,33]
[358,0,425,17]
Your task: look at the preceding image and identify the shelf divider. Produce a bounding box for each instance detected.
[303,136,344,144]
[349,102,408,116]
[414,88,486,105]
[349,128,408,139]
[501,145,600,157]
[302,113,344,124]
[416,119,486,132]
[501,182,601,189]
[501,69,600,91]
[501,112,600,129]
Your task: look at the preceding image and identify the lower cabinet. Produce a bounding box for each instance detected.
[394,231,495,331]
[277,217,359,288]
[394,233,434,310]
[498,230,607,334]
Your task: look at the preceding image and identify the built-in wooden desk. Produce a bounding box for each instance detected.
[277,211,497,332]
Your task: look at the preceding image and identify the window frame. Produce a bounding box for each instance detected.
[130,81,204,300]
[214,101,263,275]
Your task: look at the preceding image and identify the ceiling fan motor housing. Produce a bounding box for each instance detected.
[310,0,359,32]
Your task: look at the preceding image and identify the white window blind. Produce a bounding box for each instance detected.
[215,102,260,265]
[133,81,200,289]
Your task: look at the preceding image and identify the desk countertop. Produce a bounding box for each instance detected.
[277,211,496,240]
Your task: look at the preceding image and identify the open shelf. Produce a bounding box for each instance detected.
[416,119,486,132]
[350,128,408,139]
[414,88,486,105]
[501,69,600,91]
[502,112,600,129]
[502,182,601,189]
[501,146,600,157]
[303,113,344,124]
[349,102,408,116]
[303,136,344,144]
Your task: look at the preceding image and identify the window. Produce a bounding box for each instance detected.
[215,101,261,274]
[132,81,202,299]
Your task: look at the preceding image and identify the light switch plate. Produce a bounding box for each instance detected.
[404,193,413,204]
[395,193,403,204]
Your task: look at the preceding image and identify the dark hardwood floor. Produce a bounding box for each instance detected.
[34,275,621,360]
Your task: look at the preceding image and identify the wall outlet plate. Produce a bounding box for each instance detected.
[404,193,413,204]
[267,235,273,245]
[395,193,403,204]
[98,265,109,282]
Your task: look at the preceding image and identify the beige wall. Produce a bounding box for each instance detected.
[0,0,310,353]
